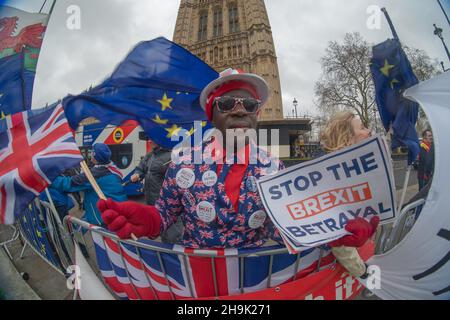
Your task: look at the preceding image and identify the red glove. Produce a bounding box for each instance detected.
[329,216,380,248]
[97,198,162,239]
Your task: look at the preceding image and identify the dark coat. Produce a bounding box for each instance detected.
[135,147,172,205]
[417,142,434,180]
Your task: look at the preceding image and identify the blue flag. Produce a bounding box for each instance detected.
[438,0,450,24]
[62,37,218,149]
[0,52,34,117]
[370,39,420,164]
[16,201,62,269]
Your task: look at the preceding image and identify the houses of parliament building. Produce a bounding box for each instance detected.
[173,0,283,121]
[172,0,313,159]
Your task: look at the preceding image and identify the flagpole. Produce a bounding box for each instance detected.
[381,7,414,213]
[80,161,107,200]
[397,165,411,213]
[381,7,400,42]
[20,49,28,111]
[48,0,56,17]
[437,0,450,24]
[39,0,47,13]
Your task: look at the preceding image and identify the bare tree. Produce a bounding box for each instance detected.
[314,32,375,127]
[403,46,441,81]
[403,46,441,133]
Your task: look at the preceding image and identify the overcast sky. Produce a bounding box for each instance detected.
[3,0,450,117]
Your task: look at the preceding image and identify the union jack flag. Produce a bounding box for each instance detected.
[0,104,82,224]
[91,229,336,300]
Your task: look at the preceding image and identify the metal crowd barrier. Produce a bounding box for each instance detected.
[14,198,74,276]
[375,199,426,254]
[8,189,427,300]
[0,225,20,261]
[63,215,333,300]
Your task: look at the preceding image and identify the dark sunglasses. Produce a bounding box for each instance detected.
[213,96,261,113]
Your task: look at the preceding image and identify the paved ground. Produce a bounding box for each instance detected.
[0,161,421,300]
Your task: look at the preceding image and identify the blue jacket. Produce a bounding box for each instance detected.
[51,164,127,226]
[39,187,74,210]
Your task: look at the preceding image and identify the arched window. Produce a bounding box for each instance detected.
[213,7,222,37]
[198,11,208,41]
[229,4,239,33]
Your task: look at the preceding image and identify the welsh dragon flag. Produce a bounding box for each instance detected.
[0,5,48,72]
[0,5,49,117]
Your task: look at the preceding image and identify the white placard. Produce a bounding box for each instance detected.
[257,134,396,248]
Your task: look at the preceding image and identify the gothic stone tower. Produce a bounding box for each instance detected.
[173,0,283,120]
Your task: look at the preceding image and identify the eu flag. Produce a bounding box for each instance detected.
[370,39,420,164]
[0,52,34,117]
[62,37,218,149]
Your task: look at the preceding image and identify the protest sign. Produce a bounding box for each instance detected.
[257,134,396,250]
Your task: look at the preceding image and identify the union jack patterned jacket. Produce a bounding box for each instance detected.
[155,140,285,249]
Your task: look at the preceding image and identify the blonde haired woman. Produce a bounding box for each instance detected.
[320,111,379,278]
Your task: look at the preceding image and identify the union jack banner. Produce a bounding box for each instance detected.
[91,230,336,300]
[0,104,83,224]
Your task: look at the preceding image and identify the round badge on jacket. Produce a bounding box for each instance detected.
[196,201,216,223]
[183,191,196,207]
[202,170,218,187]
[246,176,258,192]
[248,210,267,229]
[176,168,195,189]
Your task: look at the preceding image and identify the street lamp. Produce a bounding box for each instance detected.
[433,23,450,62]
[293,98,298,118]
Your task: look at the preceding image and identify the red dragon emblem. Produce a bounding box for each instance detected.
[0,16,46,53]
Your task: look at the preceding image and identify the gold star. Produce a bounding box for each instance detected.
[157,93,173,111]
[187,127,196,136]
[390,78,400,89]
[152,114,168,125]
[0,111,5,120]
[165,124,181,138]
[380,59,395,77]
[201,121,207,127]
[36,230,42,238]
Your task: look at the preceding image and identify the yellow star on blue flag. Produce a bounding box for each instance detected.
[165,124,181,138]
[158,93,173,111]
[370,38,420,164]
[61,37,216,149]
[152,114,169,124]
[390,78,400,89]
[380,59,395,77]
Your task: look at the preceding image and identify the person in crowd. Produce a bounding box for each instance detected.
[320,111,379,278]
[131,141,172,205]
[130,141,183,243]
[97,69,376,256]
[39,169,76,223]
[417,129,434,191]
[51,143,127,226]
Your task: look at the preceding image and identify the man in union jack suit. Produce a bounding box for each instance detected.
[98,69,376,251]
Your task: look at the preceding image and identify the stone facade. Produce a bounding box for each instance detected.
[173,0,283,120]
